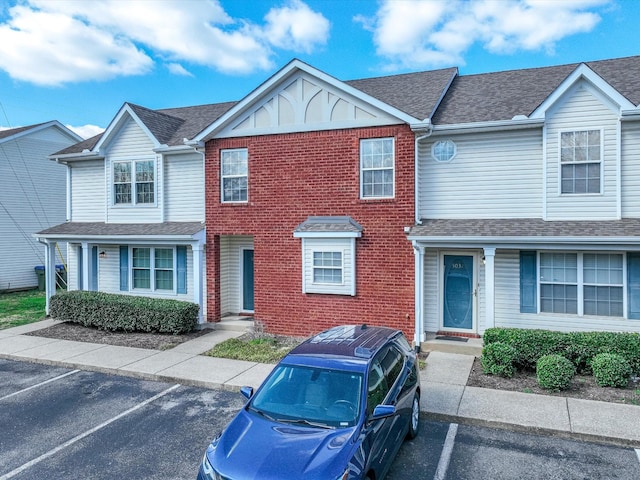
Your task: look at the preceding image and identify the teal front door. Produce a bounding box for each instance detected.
[443,255,474,330]
[242,249,254,311]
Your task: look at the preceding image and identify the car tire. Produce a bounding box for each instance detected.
[407,392,420,440]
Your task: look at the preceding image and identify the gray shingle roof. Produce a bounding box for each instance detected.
[410,218,640,240]
[346,67,458,120]
[294,216,363,234]
[0,123,46,141]
[37,222,204,237]
[432,55,640,125]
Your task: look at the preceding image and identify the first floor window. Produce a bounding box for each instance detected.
[132,247,173,291]
[313,251,343,284]
[525,251,623,317]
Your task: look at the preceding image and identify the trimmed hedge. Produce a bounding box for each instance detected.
[481,342,516,378]
[536,354,575,391]
[591,353,632,388]
[49,290,198,334]
[483,327,640,375]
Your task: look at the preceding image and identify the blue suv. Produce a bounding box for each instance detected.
[197,324,421,480]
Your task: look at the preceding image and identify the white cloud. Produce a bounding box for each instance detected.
[262,0,330,53]
[0,0,330,86]
[66,124,104,140]
[166,63,193,77]
[362,0,611,69]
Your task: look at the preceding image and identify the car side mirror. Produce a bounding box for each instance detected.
[240,386,254,399]
[371,404,396,420]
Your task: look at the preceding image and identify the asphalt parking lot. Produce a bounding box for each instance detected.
[2,358,639,480]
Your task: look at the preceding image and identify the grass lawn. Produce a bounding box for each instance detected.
[0,289,47,330]
[204,337,297,363]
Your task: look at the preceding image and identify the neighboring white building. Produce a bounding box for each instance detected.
[0,122,82,292]
[409,56,640,341]
[36,102,236,320]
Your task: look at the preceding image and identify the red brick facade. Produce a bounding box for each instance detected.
[205,125,416,338]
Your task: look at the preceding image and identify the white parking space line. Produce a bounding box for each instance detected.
[0,384,181,480]
[636,448,640,464]
[434,423,458,480]
[0,370,80,401]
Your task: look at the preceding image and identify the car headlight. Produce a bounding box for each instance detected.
[200,452,224,480]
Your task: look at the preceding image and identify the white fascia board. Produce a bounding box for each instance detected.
[34,233,203,244]
[50,151,104,163]
[94,103,162,152]
[408,235,640,250]
[154,144,198,154]
[431,117,543,135]
[0,120,83,145]
[194,59,419,142]
[621,107,640,120]
[293,231,362,239]
[530,64,636,119]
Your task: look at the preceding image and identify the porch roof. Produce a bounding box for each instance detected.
[35,222,205,242]
[408,218,640,248]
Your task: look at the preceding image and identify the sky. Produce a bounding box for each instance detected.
[0,0,638,139]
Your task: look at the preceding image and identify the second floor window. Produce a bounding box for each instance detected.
[221,148,248,202]
[361,138,394,199]
[560,130,601,194]
[113,159,155,205]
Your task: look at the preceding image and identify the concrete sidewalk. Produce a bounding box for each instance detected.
[1,319,639,448]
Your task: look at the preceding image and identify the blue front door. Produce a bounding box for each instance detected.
[242,249,254,311]
[443,255,474,330]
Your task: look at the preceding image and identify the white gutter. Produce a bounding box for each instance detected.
[431,117,543,135]
[411,122,433,226]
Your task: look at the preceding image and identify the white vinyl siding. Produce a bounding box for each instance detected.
[621,121,640,217]
[491,251,640,334]
[105,119,161,223]
[301,238,355,295]
[70,160,105,221]
[164,152,205,221]
[545,82,619,220]
[219,236,254,315]
[419,129,543,219]
[0,128,71,290]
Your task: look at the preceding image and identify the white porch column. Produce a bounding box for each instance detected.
[412,242,425,348]
[192,242,204,323]
[81,241,91,291]
[44,241,56,315]
[483,247,496,330]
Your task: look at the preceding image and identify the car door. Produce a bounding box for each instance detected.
[365,346,405,476]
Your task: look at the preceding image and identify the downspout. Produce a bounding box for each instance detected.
[411,124,433,350]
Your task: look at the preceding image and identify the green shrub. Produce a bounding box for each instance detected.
[591,353,632,388]
[481,342,516,378]
[483,328,640,376]
[536,354,575,391]
[49,291,198,334]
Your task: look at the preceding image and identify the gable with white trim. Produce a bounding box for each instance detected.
[216,71,401,138]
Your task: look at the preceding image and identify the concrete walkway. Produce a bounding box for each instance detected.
[1,319,639,448]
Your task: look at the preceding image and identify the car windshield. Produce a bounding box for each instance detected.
[249,364,363,429]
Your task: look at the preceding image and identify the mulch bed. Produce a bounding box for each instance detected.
[26,322,210,350]
[467,357,640,406]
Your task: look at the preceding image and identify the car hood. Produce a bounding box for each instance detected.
[209,409,357,480]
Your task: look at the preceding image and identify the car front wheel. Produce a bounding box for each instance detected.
[407,392,420,439]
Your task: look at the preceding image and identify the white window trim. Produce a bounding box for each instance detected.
[431,139,457,162]
[360,137,395,200]
[221,148,248,204]
[312,250,345,286]
[537,251,626,318]
[112,157,157,207]
[557,128,604,196]
[130,246,177,293]
[299,238,357,296]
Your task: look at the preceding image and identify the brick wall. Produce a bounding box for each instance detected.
[205,125,416,338]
